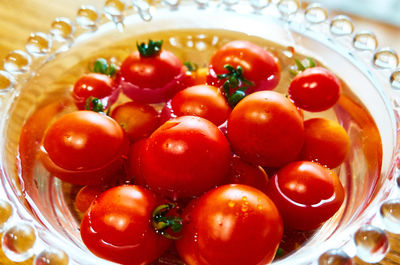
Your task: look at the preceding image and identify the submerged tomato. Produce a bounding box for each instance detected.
[227,91,304,167]
[164,85,231,126]
[208,40,280,93]
[118,41,185,103]
[266,161,345,231]
[81,185,171,264]
[72,73,119,111]
[141,116,231,199]
[40,111,129,185]
[288,67,341,112]
[176,184,283,265]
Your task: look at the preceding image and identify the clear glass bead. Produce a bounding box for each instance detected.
[353,31,378,51]
[380,199,400,233]
[34,248,69,265]
[330,15,354,35]
[391,69,400,90]
[76,5,99,30]
[3,50,32,73]
[25,32,52,55]
[318,249,354,265]
[50,17,75,41]
[305,3,328,24]
[373,48,399,70]
[1,223,37,262]
[104,0,126,24]
[277,0,299,17]
[0,200,13,232]
[0,70,16,94]
[354,225,389,263]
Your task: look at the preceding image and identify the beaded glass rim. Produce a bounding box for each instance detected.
[0,0,400,264]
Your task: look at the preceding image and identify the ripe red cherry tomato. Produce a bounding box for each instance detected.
[126,138,147,186]
[300,118,350,168]
[75,185,106,213]
[118,40,185,103]
[266,161,345,231]
[140,116,231,199]
[176,184,283,265]
[224,155,269,193]
[208,40,280,93]
[288,66,341,112]
[72,73,119,111]
[162,85,231,126]
[80,185,171,264]
[40,111,129,185]
[111,101,160,142]
[227,91,304,167]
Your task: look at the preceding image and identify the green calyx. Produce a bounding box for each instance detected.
[137,39,163,57]
[217,64,255,108]
[91,58,118,77]
[152,203,182,240]
[184,61,198,72]
[289,57,316,75]
[85,97,105,113]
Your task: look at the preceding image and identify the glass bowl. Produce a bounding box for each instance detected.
[1,0,400,264]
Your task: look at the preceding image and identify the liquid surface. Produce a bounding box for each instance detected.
[15,28,383,263]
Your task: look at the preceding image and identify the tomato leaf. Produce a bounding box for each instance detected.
[137,39,163,57]
[91,58,118,77]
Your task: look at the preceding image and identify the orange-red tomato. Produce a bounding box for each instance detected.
[111,101,160,142]
[183,67,208,87]
[227,91,304,167]
[266,161,345,231]
[167,85,231,126]
[141,116,231,199]
[75,185,105,213]
[300,118,350,168]
[177,184,283,265]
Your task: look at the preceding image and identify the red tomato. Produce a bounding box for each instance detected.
[163,85,231,126]
[126,139,147,186]
[224,155,269,193]
[75,185,106,213]
[183,66,208,87]
[208,40,280,93]
[40,111,129,185]
[80,185,171,264]
[111,101,160,142]
[176,184,283,265]
[227,91,304,167]
[140,116,231,199]
[288,67,341,112]
[72,73,119,110]
[300,118,350,168]
[266,161,345,231]
[118,48,185,104]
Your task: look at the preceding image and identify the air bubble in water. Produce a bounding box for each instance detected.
[354,225,389,263]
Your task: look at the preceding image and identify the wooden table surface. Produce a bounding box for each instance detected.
[0,1,400,264]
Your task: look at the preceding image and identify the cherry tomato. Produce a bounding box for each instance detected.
[227,91,304,167]
[40,111,129,185]
[75,185,106,213]
[224,155,269,193]
[162,85,231,126]
[183,66,208,87]
[176,184,283,265]
[118,40,185,103]
[288,66,341,112]
[80,185,171,264]
[266,161,345,231]
[208,40,280,93]
[111,101,160,142]
[300,118,350,168]
[72,73,119,111]
[126,139,147,186]
[140,116,231,199]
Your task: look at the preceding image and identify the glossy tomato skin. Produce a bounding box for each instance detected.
[227,91,304,168]
[266,161,345,231]
[118,50,186,103]
[126,138,147,186]
[288,67,341,112]
[208,40,280,93]
[80,185,171,265]
[167,85,231,126]
[176,184,283,265]
[40,111,129,185]
[183,66,208,87]
[72,73,119,110]
[300,118,350,168]
[75,185,106,213]
[111,101,160,142]
[141,116,231,199]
